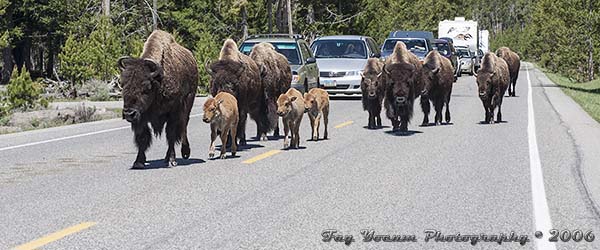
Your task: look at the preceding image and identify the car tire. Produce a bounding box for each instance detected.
[457,70,462,77]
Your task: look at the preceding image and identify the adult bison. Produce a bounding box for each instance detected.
[496,47,520,97]
[475,52,510,124]
[250,42,291,139]
[382,42,423,132]
[206,39,267,146]
[360,58,385,129]
[118,30,198,169]
[420,50,454,126]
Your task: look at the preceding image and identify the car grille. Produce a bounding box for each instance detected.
[320,71,346,78]
[323,84,350,90]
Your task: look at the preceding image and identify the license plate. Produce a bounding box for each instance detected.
[323,79,337,87]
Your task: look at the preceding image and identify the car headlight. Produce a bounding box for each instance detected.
[291,75,299,83]
[346,70,362,76]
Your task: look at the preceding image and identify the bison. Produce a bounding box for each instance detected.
[495,47,520,97]
[118,30,198,169]
[277,88,305,149]
[203,92,238,159]
[303,88,329,141]
[250,42,292,139]
[420,50,455,126]
[360,58,385,129]
[206,39,267,146]
[475,52,510,124]
[382,42,423,132]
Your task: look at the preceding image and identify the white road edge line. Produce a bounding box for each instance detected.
[527,63,557,250]
[0,113,203,152]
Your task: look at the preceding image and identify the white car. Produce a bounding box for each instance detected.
[456,46,475,76]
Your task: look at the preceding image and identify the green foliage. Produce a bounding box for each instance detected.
[58,33,94,86]
[87,16,124,82]
[4,68,46,111]
[194,32,220,92]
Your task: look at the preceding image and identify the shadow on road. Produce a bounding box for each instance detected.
[132,158,205,170]
[362,125,391,130]
[384,130,423,136]
[477,120,509,125]
[419,122,454,127]
[282,146,307,151]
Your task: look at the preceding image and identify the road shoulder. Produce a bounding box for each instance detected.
[531,63,600,218]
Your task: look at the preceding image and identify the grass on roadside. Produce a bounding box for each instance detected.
[542,70,600,123]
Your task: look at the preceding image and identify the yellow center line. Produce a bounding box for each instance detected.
[243,150,282,164]
[334,120,354,129]
[14,222,97,250]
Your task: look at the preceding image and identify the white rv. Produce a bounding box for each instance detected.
[438,17,478,53]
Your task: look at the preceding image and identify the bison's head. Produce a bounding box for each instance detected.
[421,64,441,97]
[202,97,223,123]
[475,71,495,100]
[277,94,296,117]
[360,72,383,99]
[205,59,245,96]
[383,62,416,106]
[118,57,163,123]
[303,92,318,115]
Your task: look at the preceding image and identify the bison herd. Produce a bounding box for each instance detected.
[118,30,520,169]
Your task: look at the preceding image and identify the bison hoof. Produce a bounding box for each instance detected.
[182,147,190,159]
[239,140,247,146]
[169,160,178,167]
[283,142,290,149]
[220,154,226,159]
[312,136,318,141]
[209,152,215,158]
[231,152,236,157]
[131,162,145,169]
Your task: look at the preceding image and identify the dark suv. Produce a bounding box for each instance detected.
[240,34,319,93]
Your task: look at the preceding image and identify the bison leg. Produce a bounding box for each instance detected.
[283,119,290,149]
[209,125,218,159]
[420,96,430,126]
[237,110,248,146]
[308,114,316,140]
[165,121,179,167]
[219,127,230,159]
[273,120,280,138]
[367,109,375,129]
[374,104,382,128]
[323,106,329,139]
[434,100,443,126]
[496,98,503,122]
[315,113,321,140]
[181,93,195,159]
[293,119,301,148]
[445,89,452,124]
[132,124,152,169]
[230,123,238,157]
[399,119,408,132]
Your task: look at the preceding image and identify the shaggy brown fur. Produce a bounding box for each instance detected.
[421,50,455,126]
[118,30,198,169]
[475,52,510,124]
[203,92,239,159]
[277,88,304,149]
[382,41,423,132]
[250,42,292,139]
[206,39,267,146]
[496,47,521,97]
[361,58,385,129]
[303,88,329,141]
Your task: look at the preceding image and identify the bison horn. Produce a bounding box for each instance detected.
[117,56,134,71]
[432,67,440,74]
[144,59,163,80]
[205,60,215,76]
[382,64,391,75]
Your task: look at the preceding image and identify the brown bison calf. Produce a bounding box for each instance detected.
[277,88,305,149]
[361,58,385,129]
[203,92,239,159]
[303,88,330,141]
[475,52,510,124]
[496,47,521,97]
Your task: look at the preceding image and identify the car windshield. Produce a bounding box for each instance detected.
[311,40,367,59]
[382,39,427,54]
[240,42,301,65]
[457,49,470,58]
[433,43,450,56]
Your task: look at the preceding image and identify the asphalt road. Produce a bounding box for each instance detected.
[1,63,599,250]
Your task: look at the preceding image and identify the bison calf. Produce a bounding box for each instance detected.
[361,58,385,129]
[203,92,239,159]
[303,88,330,141]
[277,88,305,149]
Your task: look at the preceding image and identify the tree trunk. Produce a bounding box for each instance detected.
[267,0,273,34]
[152,0,158,30]
[276,0,285,33]
[45,39,54,79]
[587,0,594,81]
[1,47,13,84]
[286,0,292,35]
[102,0,110,16]
[241,5,248,41]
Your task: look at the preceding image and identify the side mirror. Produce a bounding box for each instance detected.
[306,57,316,64]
